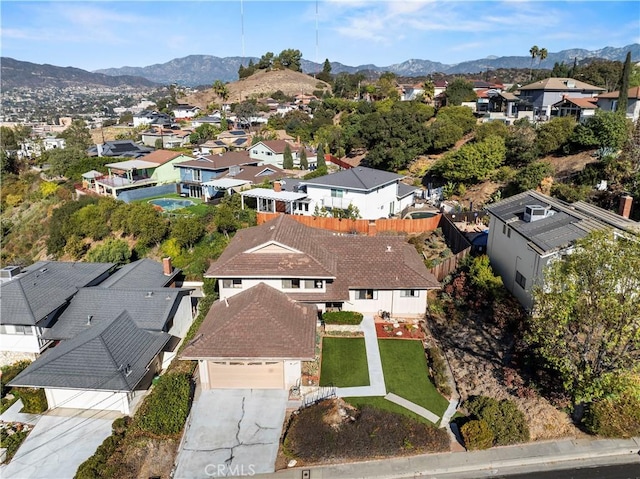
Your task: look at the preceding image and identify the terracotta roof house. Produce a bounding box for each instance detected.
[205,214,439,318]
[551,96,598,122]
[486,190,639,310]
[9,311,170,414]
[174,151,259,200]
[516,77,605,119]
[596,86,640,121]
[0,261,114,361]
[241,166,418,219]
[181,283,316,389]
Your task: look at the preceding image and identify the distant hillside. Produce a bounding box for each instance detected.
[94,44,639,86]
[0,57,158,90]
[184,69,331,107]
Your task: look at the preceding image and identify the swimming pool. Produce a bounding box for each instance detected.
[148,198,195,211]
[404,211,439,219]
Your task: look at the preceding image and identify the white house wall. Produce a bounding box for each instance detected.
[45,388,130,414]
[167,295,194,339]
[283,360,301,390]
[347,289,427,318]
[305,182,399,219]
[0,326,47,354]
[486,215,542,310]
[218,278,327,300]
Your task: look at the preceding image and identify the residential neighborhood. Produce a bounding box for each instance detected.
[1,7,639,478]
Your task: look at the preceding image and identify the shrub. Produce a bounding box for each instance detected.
[583,390,640,438]
[132,373,192,436]
[322,311,363,325]
[426,347,452,397]
[75,417,130,479]
[461,419,494,450]
[1,360,31,396]
[465,396,529,446]
[15,388,48,413]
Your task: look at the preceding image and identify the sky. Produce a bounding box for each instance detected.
[1,1,638,72]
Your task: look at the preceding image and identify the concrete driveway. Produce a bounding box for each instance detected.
[0,408,117,479]
[173,389,288,478]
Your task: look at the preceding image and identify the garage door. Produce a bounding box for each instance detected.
[207,361,284,389]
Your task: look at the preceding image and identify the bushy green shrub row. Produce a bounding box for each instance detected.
[1,360,31,397]
[426,347,452,397]
[15,388,48,414]
[584,390,640,438]
[75,417,131,479]
[462,396,529,449]
[132,373,192,436]
[322,311,363,325]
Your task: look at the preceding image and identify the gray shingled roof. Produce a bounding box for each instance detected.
[181,283,316,360]
[43,288,191,341]
[98,259,180,289]
[397,182,418,199]
[0,262,115,326]
[9,311,170,391]
[485,190,639,254]
[302,167,402,191]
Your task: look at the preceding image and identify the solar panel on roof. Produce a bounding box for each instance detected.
[230,130,245,136]
[233,139,246,145]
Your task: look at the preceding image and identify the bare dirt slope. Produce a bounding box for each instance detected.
[185,69,331,108]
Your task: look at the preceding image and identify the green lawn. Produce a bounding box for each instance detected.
[347,339,449,425]
[319,337,369,387]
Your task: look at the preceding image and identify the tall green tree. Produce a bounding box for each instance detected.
[538,47,548,67]
[282,144,294,169]
[212,80,229,102]
[276,49,302,72]
[529,45,539,80]
[60,119,92,151]
[617,51,632,115]
[86,238,132,265]
[170,216,205,250]
[444,79,476,106]
[528,229,640,415]
[316,143,326,168]
[317,58,332,83]
[299,148,308,170]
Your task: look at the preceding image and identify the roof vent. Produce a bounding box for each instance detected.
[145,291,153,298]
[87,315,92,326]
[0,266,21,279]
[386,245,392,252]
[523,205,554,222]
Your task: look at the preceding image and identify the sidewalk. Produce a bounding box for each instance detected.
[252,436,640,479]
[335,315,386,397]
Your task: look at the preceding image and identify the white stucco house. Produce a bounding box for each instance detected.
[485,191,639,310]
[241,167,418,219]
[596,86,640,122]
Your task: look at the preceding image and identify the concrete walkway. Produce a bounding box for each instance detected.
[251,436,640,479]
[0,398,42,425]
[335,315,386,397]
[384,392,440,424]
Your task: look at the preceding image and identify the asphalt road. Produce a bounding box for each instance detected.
[498,462,640,479]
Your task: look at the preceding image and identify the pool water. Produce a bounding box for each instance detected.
[148,198,195,211]
[404,211,439,219]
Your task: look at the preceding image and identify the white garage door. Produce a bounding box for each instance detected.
[207,361,284,389]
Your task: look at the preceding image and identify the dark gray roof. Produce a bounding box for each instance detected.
[98,259,180,289]
[43,288,191,340]
[302,167,402,191]
[397,182,418,199]
[87,140,153,158]
[485,191,639,254]
[9,311,170,392]
[0,261,115,326]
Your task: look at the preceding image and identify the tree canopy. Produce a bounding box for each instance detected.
[528,229,640,409]
[444,79,476,106]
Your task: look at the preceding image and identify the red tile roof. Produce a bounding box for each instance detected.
[597,86,640,100]
[140,149,186,165]
[180,283,316,360]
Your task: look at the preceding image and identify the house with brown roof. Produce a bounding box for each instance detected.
[141,127,192,148]
[205,214,439,318]
[249,140,316,169]
[596,86,640,121]
[181,283,316,390]
[516,77,605,120]
[551,96,598,122]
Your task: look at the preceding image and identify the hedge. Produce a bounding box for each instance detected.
[465,395,529,446]
[132,373,192,436]
[322,311,363,325]
[426,347,452,397]
[461,419,494,450]
[75,417,131,479]
[15,388,48,414]
[584,390,640,438]
[1,360,31,396]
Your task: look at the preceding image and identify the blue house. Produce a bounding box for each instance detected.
[174,151,258,199]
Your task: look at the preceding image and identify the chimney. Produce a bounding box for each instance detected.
[273,181,282,192]
[162,257,173,276]
[618,195,633,219]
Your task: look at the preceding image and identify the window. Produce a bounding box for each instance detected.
[502,224,506,235]
[400,289,419,297]
[282,279,301,289]
[331,189,344,198]
[0,325,31,335]
[191,169,201,182]
[515,271,526,289]
[222,279,242,288]
[507,228,511,238]
[356,289,377,300]
[304,279,323,289]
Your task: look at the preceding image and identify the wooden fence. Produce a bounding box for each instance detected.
[426,214,473,281]
[256,212,442,235]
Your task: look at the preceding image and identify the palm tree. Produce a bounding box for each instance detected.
[538,48,548,68]
[422,80,435,105]
[212,80,229,102]
[529,45,539,81]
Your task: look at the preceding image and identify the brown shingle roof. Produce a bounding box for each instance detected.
[598,86,640,99]
[554,97,598,109]
[255,140,298,154]
[176,151,256,170]
[519,77,604,92]
[180,283,316,360]
[205,215,440,294]
[140,149,185,165]
[220,165,287,182]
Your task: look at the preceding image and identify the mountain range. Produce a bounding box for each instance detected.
[2,43,638,91]
[94,44,639,86]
